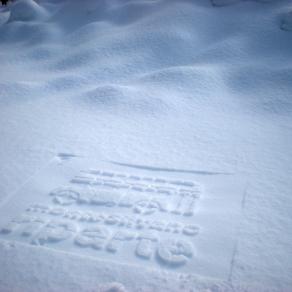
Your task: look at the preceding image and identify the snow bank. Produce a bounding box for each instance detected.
[9,0,48,22]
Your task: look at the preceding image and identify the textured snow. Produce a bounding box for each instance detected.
[0,0,292,291]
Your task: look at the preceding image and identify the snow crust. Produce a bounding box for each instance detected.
[0,0,292,291]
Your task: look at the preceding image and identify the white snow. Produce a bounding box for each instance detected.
[0,0,292,291]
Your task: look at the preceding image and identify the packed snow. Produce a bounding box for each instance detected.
[0,0,292,291]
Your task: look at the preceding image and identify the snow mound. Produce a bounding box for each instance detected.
[0,22,61,44]
[98,282,127,292]
[83,84,167,114]
[50,0,107,32]
[281,11,292,31]
[52,49,98,71]
[86,85,128,105]
[9,0,48,22]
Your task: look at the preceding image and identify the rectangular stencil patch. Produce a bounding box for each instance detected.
[0,158,245,280]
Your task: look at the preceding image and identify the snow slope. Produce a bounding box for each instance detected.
[0,0,292,291]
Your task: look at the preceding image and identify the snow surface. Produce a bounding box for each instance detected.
[0,0,292,291]
[281,10,292,31]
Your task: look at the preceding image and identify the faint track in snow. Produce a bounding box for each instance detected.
[109,161,233,176]
[227,183,249,286]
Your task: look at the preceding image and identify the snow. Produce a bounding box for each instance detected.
[0,0,292,291]
[211,0,277,6]
[9,0,49,22]
[282,10,292,31]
